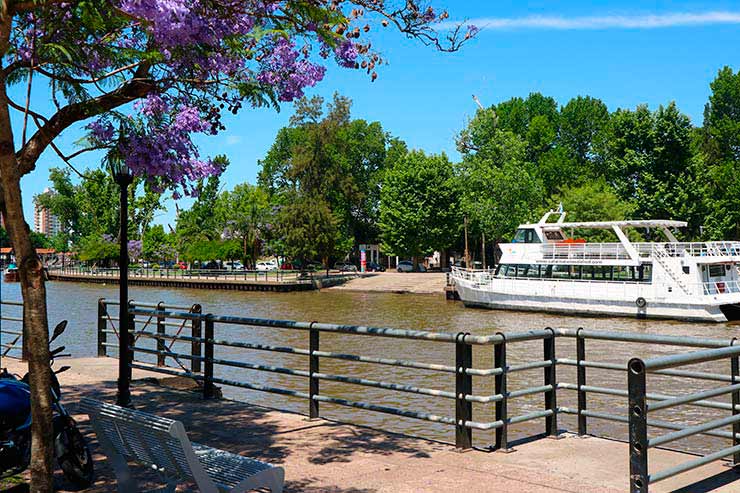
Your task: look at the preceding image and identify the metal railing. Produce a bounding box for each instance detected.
[529,241,740,263]
[0,300,24,365]
[50,265,322,283]
[99,299,740,491]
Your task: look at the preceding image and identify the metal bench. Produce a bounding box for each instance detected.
[79,398,284,493]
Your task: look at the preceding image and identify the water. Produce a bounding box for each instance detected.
[3,279,739,453]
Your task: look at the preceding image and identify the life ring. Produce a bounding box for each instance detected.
[636,297,647,308]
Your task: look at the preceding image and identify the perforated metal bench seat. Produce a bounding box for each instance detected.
[79,398,284,493]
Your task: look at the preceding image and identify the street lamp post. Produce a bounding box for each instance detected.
[112,162,133,407]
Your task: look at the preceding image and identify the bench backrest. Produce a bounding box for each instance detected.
[79,397,208,486]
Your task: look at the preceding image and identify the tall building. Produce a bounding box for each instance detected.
[33,189,62,236]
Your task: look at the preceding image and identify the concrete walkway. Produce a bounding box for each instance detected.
[3,357,740,492]
[329,272,447,294]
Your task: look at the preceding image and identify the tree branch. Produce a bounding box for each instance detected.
[16,77,156,176]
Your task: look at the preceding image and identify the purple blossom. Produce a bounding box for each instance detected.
[128,239,143,259]
[87,120,115,142]
[257,37,326,101]
[334,40,359,68]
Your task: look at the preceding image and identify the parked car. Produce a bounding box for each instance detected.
[397,261,426,273]
[202,261,220,270]
[334,262,358,272]
[256,260,277,271]
[366,261,385,272]
[280,262,295,270]
[224,260,244,271]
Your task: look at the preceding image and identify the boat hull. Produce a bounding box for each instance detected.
[455,282,736,323]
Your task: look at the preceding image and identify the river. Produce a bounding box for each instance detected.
[2,279,739,453]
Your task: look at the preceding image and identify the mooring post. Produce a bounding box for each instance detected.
[455,332,473,450]
[97,298,107,357]
[544,327,558,437]
[576,327,587,436]
[203,314,215,399]
[309,321,320,419]
[156,301,166,367]
[494,333,509,451]
[731,346,740,469]
[191,304,202,373]
[628,358,649,493]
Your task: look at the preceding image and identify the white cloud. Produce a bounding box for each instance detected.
[437,11,740,31]
[225,135,243,145]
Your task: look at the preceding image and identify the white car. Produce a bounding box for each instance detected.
[224,261,244,271]
[256,260,278,271]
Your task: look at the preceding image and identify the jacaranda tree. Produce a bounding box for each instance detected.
[0,1,474,489]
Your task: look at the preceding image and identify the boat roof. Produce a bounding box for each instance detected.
[526,220,688,230]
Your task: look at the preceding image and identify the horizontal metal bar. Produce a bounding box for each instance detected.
[509,360,553,373]
[465,367,502,376]
[466,384,553,404]
[313,350,456,373]
[211,358,310,378]
[649,413,740,448]
[0,330,22,336]
[557,328,731,348]
[212,339,310,356]
[211,376,310,400]
[558,383,740,412]
[134,331,206,344]
[130,362,203,380]
[648,383,740,412]
[132,347,204,362]
[0,301,23,306]
[559,407,740,441]
[312,393,457,425]
[0,317,23,322]
[644,345,740,371]
[131,301,195,311]
[650,444,740,484]
[312,372,456,399]
[557,358,734,382]
[510,409,554,425]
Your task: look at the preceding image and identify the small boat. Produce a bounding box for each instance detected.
[4,263,19,282]
[451,210,740,323]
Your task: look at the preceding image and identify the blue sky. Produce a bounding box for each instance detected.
[12,0,740,229]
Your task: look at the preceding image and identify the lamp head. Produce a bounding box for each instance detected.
[109,159,133,185]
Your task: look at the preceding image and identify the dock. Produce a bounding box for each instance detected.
[46,268,354,292]
[3,356,739,493]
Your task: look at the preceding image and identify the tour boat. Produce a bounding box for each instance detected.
[450,211,740,322]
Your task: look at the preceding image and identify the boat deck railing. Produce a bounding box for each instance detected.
[533,241,740,262]
[99,298,740,492]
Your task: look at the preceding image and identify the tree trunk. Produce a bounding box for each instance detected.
[0,86,54,492]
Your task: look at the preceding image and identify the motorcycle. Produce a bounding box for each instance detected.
[0,320,94,486]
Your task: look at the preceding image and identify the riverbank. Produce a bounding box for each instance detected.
[329,271,447,294]
[3,356,737,493]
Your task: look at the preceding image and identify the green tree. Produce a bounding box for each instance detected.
[176,155,230,242]
[274,192,346,268]
[559,96,610,169]
[142,225,171,260]
[553,179,635,242]
[379,151,460,267]
[215,184,271,267]
[701,67,740,239]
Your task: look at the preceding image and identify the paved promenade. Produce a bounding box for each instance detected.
[3,357,740,492]
[329,272,447,294]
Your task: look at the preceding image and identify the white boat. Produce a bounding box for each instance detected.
[450,211,740,322]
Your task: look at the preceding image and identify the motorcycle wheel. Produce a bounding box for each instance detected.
[57,426,94,487]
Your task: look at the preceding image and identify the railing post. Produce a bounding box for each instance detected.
[191,304,202,373]
[544,327,558,437]
[455,332,472,450]
[628,358,649,493]
[731,343,740,469]
[156,301,166,367]
[203,314,215,399]
[309,321,320,419]
[97,298,107,357]
[494,333,509,451]
[127,300,136,365]
[576,327,587,436]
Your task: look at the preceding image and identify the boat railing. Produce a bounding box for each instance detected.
[534,241,740,262]
[697,280,740,296]
[641,242,740,258]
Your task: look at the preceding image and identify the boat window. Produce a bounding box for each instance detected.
[708,265,726,278]
[544,230,565,241]
[512,228,541,244]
